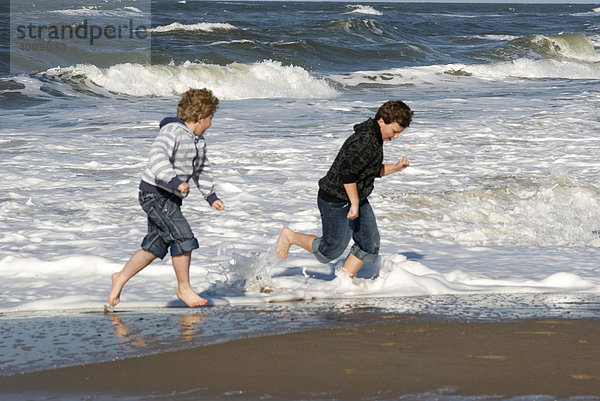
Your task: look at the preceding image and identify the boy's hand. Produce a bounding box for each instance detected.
[396,157,410,171]
[347,203,359,220]
[343,182,360,220]
[177,182,190,195]
[380,158,410,177]
[212,199,225,210]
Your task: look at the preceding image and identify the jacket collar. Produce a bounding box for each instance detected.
[159,116,185,129]
[354,118,382,145]
[370,118,383,145]
[159,117,199,141]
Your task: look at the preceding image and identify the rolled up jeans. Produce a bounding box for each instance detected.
[312,196,380,263]
[138,190,199,259]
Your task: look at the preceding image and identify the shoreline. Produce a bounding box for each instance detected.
[2,316,599,400]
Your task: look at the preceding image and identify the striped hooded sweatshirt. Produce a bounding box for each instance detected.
[140,117,219,206]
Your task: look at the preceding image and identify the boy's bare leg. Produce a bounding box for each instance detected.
[276,227,316,260]
[109,249,156,307]
[342,253,365,277]
[172,251,208,307]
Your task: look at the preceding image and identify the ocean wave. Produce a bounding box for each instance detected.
[43,60,338,99]
[571,6,600,16]
[345,4,383,16]
[514,33,600,62]
[150,22,236,33]
[330,52,600,87]
[463,58,600,80]
[50,6,144,17]
[329,18,385,37]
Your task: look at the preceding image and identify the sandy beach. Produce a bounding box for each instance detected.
[1,316,599,400]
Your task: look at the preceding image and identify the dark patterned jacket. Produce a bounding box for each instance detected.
[318,118,383,203]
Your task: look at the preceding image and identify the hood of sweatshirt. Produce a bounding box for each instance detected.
[353,118,383,146]
[159,116,186,129]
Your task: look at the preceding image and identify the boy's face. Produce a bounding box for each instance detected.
[192,114,213,136]
[377,118,405,141]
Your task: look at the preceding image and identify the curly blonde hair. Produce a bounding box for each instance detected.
[177,88,219,122]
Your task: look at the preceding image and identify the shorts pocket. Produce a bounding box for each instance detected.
[139,191,159,211]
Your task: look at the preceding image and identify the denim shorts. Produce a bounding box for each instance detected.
[312,196,380,263]
[138,190,199,259]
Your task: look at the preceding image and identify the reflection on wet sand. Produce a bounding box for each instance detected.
[179,313,207,343]
[108,313,207,346]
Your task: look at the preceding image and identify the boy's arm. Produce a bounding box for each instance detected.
[343,182,360,220]
[380,157,410,177]
[339,136,377,220]
[148,129,185,192]
[193,142,221,207]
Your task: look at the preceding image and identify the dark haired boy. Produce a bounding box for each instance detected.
[277,100,413,277]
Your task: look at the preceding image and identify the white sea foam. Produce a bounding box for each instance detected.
[571,7,600,16]
[208,39,254,46]
[44,60,339,99]
[345,4,383,16]
[461,58,600,80]
[1,84,600,314]
[149,22,236,33]
[589,35,600,48]
[473,34,519,41]
[330,55,600,88]
[123,7,142,13]
[3,4,600,317]
[50,6,144,17]
[1,243,598,313]
[383,173,600,247]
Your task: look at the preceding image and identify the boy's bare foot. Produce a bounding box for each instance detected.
[276,227,293,260]
[108,272,123,307]
[177,288,208,307]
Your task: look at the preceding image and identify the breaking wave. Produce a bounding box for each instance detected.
[43,60,338,99]
[345,4,383,16]
[149,22,237,33]
[511,33,600,62]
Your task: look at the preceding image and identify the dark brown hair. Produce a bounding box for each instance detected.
[375,100,413,128]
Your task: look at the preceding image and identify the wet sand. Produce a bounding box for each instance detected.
[1,317,599,399]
